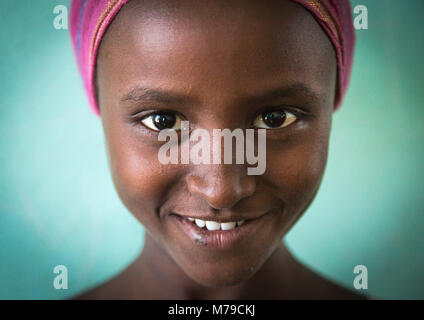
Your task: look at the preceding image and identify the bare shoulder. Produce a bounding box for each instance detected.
[310,275,368,300]
[71,275,127,300]
[70,263,143,300]
[293,262,369,300]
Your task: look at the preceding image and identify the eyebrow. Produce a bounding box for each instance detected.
[120,82,322,107]
[240,83,323,106]
[120,87,194,105]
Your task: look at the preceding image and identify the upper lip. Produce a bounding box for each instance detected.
[171,210,272,223]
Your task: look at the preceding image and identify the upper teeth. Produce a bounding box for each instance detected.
[187,217,245,231]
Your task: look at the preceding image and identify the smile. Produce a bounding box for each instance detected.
[185,217,245,231]
[170,211,271,249]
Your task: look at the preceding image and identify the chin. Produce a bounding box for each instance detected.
[177,254,266,288]
[187,269,255,288]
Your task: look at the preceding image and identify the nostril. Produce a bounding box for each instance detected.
[186,171,256,210]
[205,187,243,210]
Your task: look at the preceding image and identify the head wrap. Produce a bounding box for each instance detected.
[70,0,355,116]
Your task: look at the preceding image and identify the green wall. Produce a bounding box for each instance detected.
[0,0,423,299]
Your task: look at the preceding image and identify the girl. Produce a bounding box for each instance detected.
[70,0,363,299]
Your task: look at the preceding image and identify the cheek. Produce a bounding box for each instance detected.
[265,125,330,222]
[103,122,176,226]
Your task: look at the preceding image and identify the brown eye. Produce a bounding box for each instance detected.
[252,110,297,129]
[141,112,182,131]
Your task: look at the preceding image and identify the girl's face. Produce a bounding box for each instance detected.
[97,0,336,287]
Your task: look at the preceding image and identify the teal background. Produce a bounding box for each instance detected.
[1,0,423,299]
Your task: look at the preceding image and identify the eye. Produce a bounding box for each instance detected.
[252,110,297,129]
[140,111,183,131]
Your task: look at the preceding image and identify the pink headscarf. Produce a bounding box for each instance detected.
[70,0,355,116]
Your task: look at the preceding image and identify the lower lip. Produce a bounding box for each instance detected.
[171,214,268,250]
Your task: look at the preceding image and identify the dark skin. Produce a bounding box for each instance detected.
[75,0,366,299]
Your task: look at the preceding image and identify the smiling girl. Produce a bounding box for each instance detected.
[70,0,362,299]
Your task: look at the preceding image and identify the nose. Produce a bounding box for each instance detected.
[186,164,256,210]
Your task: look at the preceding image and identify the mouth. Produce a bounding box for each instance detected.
[185,216,246,231]
[170,211,271,250]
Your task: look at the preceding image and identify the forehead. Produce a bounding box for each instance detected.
[97,0,336,108]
